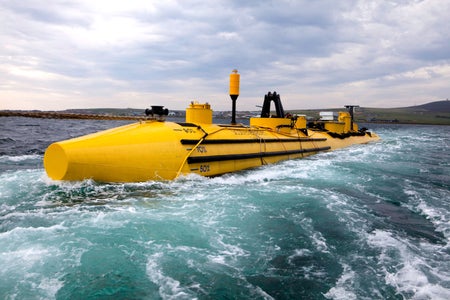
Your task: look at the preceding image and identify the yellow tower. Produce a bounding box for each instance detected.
[229,69,240,124]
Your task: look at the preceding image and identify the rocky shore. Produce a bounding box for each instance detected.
[0,110,143,120]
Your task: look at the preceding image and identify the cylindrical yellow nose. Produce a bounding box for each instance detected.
[229,69,240,96]
[44,143,69,180]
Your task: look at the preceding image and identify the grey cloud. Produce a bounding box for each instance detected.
[1,0,449,110]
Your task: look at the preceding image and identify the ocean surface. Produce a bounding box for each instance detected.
[0,117,449,299]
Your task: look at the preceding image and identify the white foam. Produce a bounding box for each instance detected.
[0,247,50,272]
[416,200,450,239]
[288,248,312,263]
[311,232,329,253]
[0,245,65,299]
[324,263,357,300]
[146,252,194,300]
[0,169,41,185]
[207,235,250,267]
[0,223,67,240]
[37,277,64,299]
[207,253,227,265]
[294,217,330,253]
[402,183,450,241]
[368,229,450,299]
[0,170,45,206]
[0,154,41,162]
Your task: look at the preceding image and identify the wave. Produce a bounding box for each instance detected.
[1,124,449,299]
[368,230,450,300]
[0,154,42,163]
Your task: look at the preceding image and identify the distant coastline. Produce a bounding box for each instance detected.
[291,100,450,125]
[1,100,449,125]
[0,110,144,121]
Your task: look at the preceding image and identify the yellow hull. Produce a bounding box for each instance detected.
[44,71,379,182]
[44,118,379,182]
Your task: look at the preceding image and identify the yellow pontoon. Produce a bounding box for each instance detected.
[44,70,379,182]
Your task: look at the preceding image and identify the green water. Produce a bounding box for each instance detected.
[1,119,449,299]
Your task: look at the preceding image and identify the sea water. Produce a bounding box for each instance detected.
[0,117,449,299]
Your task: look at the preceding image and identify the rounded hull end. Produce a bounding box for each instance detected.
[44,143,68,180]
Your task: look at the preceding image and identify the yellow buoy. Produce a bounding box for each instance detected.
[229,69,240,124]
[229,69,240,96]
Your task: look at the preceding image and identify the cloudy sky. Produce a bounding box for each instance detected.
[1,0,449,111]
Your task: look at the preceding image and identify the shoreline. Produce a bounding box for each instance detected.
[0,110,144,121]
[1,110,448,126]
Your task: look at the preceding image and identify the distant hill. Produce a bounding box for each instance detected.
[290,100,450,125]
[406,100,450,112]
[1,100,449,125]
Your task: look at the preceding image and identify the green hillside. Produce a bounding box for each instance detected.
[290,100,450,125]
[2,100,449,125]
